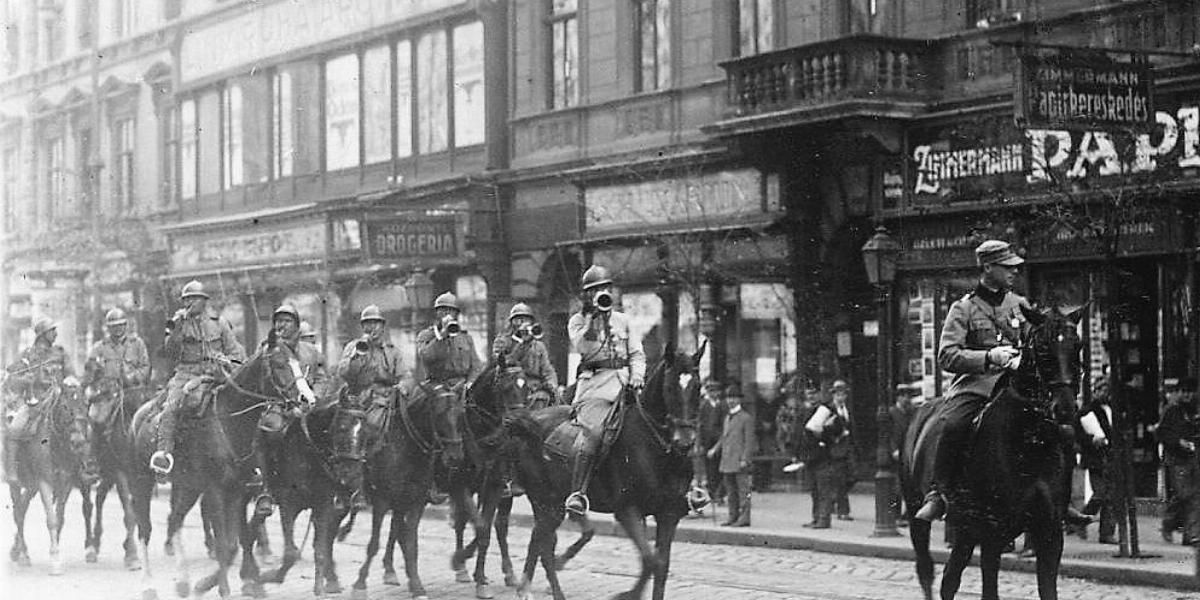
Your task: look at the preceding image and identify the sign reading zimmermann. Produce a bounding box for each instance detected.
[1017,49,1153,129]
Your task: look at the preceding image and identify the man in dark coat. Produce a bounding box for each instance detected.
[708,386,756,527]
[1078,378,1116,543]
[1158,376,1200,545]
[694,379,727,502]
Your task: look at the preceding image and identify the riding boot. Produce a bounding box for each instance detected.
[565,451,594,516]
[915,489,947,522]
[150,404,178,475]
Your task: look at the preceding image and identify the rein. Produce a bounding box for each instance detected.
[631,368,694,455]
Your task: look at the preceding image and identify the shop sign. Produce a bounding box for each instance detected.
[170,221,327,273]
[364,217,458,260]
[1016,49,1154,130]
[893,217,1018,268]
[584,169,779,236]
[909,97,1200,205]
[180,0,464,83]
[1024,206,1181,259]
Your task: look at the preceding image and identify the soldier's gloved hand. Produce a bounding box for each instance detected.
[630,374,645,389]
[986,345,1019,369]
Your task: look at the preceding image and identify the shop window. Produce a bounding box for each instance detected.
[632,0,671,93]
[734,0,774,57]
[620,290,666,368]
[453,21,485,147]
[112,118,135,211]
[546,0,579,109]
[363,44,392,165]
[324,52,360,171]
[416,30,449,154]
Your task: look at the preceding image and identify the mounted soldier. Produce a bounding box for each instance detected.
[915,240,1028,522]
[4,317,81,483]
[564,265,646,516]
[253,304,327,516]
[416,292,483,504]
[82,308,150,420]
[150,280,246,476]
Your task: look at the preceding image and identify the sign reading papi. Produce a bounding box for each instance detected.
[1016,48,1154,130]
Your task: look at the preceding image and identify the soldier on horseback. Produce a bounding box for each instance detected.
[416,292,483,504]
[150,280,246,476]
[915,240,1027,522]
[337,305,403,506]
[564,265,646,516]
[489,302,561,497]
[4,317,81,483]
[82,308,150,411]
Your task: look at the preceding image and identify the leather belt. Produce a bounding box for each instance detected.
[582,358,627,370]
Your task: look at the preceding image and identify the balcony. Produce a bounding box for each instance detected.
[713,35,938,134]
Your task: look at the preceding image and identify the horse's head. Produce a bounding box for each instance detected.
[60,384,100,484]
[423,382,466,466]
[323,402,368,493]
[1017,304,1083,423]
[469,360,527,421]
[643,340,707,454]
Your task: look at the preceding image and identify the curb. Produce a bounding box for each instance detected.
[425,506,1200,593]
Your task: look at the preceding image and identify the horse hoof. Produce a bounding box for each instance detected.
[476,583,494,599]
[325,581,342,595]
[382,571,400,586]
[350,588,368,600]
[163,541,175,557]
[16,554,31,567]
[504,573,519,588]
[454,568,473,583]
[174,580,190,598]
[241,582,266,598]
[553,555,569,571]
[126,555,143,571]
[85,546,98,563]
[142,589,160,600]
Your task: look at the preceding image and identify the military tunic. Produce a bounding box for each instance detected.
[491,333,560,407]
[568,310,646,430]
[337,335,403,397]
[5,343,76,437]
[85,334,150,391]
[416,326,483,389]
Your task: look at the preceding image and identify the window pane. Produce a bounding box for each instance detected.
[417,30,447,154]
[396,40,413,158]
[639,1,656,91]
[272,70,294,178]
[453,21,484,147]
[325,53,360,170]
[222,84,243,188]
[655,0,671,89]
[181,99,196,199]
[757,0,774,53]
[240,76,268,184]
[552,15,578,108]
[363,45,391,164]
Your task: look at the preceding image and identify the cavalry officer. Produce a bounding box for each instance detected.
[564,265,646,516]
[151,280,246,475]
[4,317,80,483]
[337,305,403,398]
[915,240,1027,522]
[83,308,150,422]
[416,292,483,504]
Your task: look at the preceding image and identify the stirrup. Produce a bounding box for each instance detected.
[253,494,275,518]
[565,492,589,516]
[150,451,174,475]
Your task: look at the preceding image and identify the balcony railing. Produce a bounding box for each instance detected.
[720,35,937,119]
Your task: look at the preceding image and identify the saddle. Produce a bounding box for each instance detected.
[542,389,630,468]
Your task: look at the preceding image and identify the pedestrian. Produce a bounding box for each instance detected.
[1077,377,1116,544]
[828,379,856,521]
[694,379,727,504]
[889,383,922,526]
[790,381,823,525]
[1158,376,1200,545]
[709,385,755,527]
[802,382,849,529]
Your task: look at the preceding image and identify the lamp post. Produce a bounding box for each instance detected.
[404,269,435,336]
[861,225,901,538]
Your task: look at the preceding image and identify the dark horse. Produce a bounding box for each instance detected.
[255,391,369,595]
[8,382,100,575]
[902,305,1082,600]
[503,343,702,600]
[129,340,305,599]
[349,378,466,600]
[81,380,151,571]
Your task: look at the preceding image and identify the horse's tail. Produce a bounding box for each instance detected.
[908,517,935,599]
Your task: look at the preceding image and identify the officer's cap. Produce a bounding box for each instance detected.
[975,240,1024,267]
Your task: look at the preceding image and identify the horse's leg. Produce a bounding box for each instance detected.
[310,504,329,596]
[319,505,345,595]
[192,488,241,599]
[113,471,142,570]
[979,537,1005,600]
[1033,524,1064,600]
[260,503,300,584]
[39,479,65,575]
[495,496,518,587]
[451,489,480,584]
[10,483,33,567]
[469,492,499,598]
[516,508,564,600]
[649,513,681,600]
[908,516,935,600]
[382,505,403,586]
[554,511,595,571]
[130,472,157,597]
[82,478,101,563]
[254,519,275,566]
[353,503,386,595]
[940,529,976,600]
[239,504,268,598]
[611,506,658,600]
[166,484,201,598]
[398,504,429,599]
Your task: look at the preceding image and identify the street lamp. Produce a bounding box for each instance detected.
[404,269,435,335]
[861,225,901,538]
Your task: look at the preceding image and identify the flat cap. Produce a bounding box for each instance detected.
[975,240,1024,267]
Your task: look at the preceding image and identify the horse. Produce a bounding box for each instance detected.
[80,380,151,570]
[349,378,466,600]
[502,343,703,600]
[255,395,369,595]
[7,381,100,575]
[447,361,588,599]
[128,339,307,599]
[902,305,1083,600]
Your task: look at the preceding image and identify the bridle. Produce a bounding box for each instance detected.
[398,383,464,457]
[632,361,697,456]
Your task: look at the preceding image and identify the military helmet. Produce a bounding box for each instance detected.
[508,302,534,321]
[360,305,385,323]
[580,265,613,291]
[180,280,209,300]
[272,304,300,323]
[298,321,317,340]
[105,308,128,326]
[433,292,459,311]
[33,317,57,338]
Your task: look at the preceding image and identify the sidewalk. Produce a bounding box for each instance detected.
[444,488,1200,592]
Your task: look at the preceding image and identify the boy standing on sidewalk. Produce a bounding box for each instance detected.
[710,386,756,527]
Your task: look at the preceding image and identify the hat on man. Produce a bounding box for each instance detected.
[831,380,849,392]
[975,240,1024,267]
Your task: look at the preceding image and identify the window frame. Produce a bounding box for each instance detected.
[112,117,135,212]
[632,0,672,93]
[44,136,64,224]
[545,0,579,109]
[733,0,775,58]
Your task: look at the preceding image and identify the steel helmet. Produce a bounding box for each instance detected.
[359,305,385,323]
[298,321,316,340]
[508,302,534,321]
[580,265,613,291]
[33,317,57,338]
[433,292,459,311]
[105,308,128,326]
[272,304,300,323]
[180,280,209,300]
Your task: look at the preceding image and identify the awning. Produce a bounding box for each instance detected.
[556,213,785,248]
[158,203,319,234]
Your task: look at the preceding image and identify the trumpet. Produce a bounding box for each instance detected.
[354,336,371,355]
[531,323,544,340]
[593,291,614,312]
[440,315,461,336]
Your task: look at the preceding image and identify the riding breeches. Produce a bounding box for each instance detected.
[931,392,989,489]
[157,370,206,453]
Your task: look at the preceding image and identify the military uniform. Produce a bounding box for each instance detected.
[5,342,75,436]
[491,333,559,409]
[85,333,150,392]
[568,309,647,429]
[416,326,483,391]
[337,335,402,398]
[157,308,246,457]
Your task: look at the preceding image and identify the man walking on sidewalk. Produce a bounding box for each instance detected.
[1158,376,1200,545]
[710,386,756,527]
